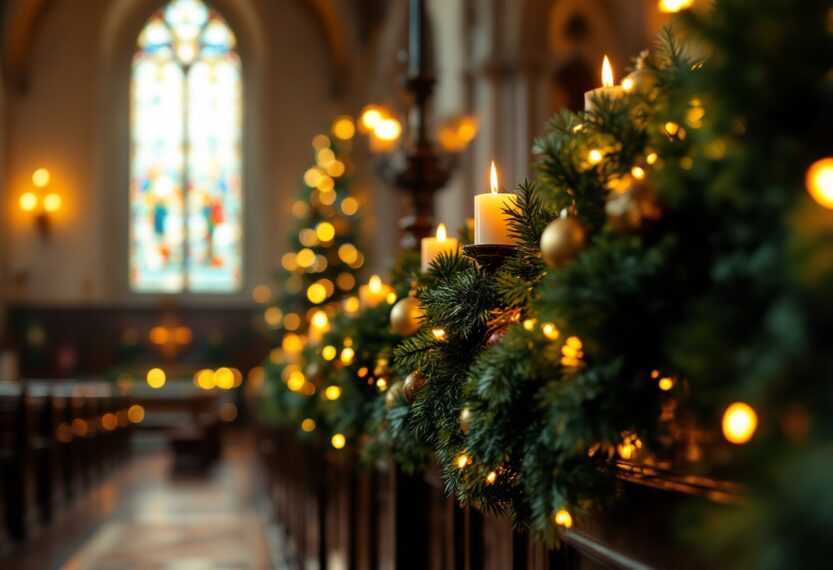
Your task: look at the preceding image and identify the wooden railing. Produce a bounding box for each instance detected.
[258,425,718,570]
[0,380,133,552]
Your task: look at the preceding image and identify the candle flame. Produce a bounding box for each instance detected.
[490,161,499,194]
[436,223,447,241]
[369,275,382,293]
[602,55,614,88]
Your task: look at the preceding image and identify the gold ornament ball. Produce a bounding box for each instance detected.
[385,380,404,410]
[402,370,425,403]
[390,296,424,336]
[460,406,472,434]
[605,177,661,234]
[540,217,587,267]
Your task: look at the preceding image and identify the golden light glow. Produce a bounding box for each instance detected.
[659,0,695,13]
[301,382,316,396]
[149,326,169,345]
[332,116,356,140]
[369,275,383,293]
[284,313,301,331]
[327,161,346,178]
[554,509,573,529]
[456,454,470,469]
[374,118,402,141]
[102,413,118,431]
[338,243,359,265]
[601,55,614,87]
[664,122,680,136]
[264,307,283,328]
[588,149,603,165]
[436,223,447,241]
[340,347,355,365]
[541,322,560,340]
[316,222,336,242]
[215,367,235,390]
[344,296,360,314]
[301,418,316,432]
[376,377,388,391]
[19,192,38,212]
[43,193,62,213]
[806,158,833,209]
[219,403,238,422]
[322,345,337,361]
[386,292,397,305]
[312,134,330,150]
[32,168,51,188]
[317,148,336,167]
[71,419,88,437]
[631,166,646,180]
[337,272,356,291]
[432,328,446,340]
[287,371,306,392]
[486,471,497,484]
[622,77,635,92]
[311,309,329,331]
[282,333,305,355]
[175,327,193,345]
[658,377,674,391]
[127,404,145,423]
[490,161,499,194]
[146,368,166,389]
[646,152,659,165]
[359,105,384,131]
[292,200,309,218]
[522,318,536,331]
[722,402,758,444]
[252,284,271,304]
[195,368,216,390]
[304,167,323,188]
[341,197,359,215]
[324,385,342,400]
[331,433,346,449]
[296,248,316,268]
[307,283,327,304]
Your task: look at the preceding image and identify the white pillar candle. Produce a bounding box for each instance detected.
[474,162,518,245]
[421,223,459,272]
[585,56,625,112]
[359,275,393,308]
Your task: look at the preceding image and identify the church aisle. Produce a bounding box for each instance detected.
[2,432,275,570]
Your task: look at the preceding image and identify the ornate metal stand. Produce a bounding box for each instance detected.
[462,244,518,275]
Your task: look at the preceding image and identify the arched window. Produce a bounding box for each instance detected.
[130,0,242,293]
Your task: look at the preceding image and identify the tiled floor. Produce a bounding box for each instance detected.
[1,433,275,570]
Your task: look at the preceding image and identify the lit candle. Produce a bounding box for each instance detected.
[474,162,518,245]
[359,275,393,308]
[585,56,624,112]
[421,223,459,272]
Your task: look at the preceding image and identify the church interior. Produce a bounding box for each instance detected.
[2,0,833,568]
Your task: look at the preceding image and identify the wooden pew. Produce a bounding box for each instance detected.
[25,382,58,525]
[0,382,37,541]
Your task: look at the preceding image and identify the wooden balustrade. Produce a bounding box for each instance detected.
[259,425,716,570]
[0,380,133,546]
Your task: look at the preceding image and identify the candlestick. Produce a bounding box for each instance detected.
[421,223,459,272]
[359,275,393,308]
[585,56,624,112]
[474,162,518,245]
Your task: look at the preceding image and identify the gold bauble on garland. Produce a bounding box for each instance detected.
[460,406,472,434]
[622,50,657,95]
[402,370,425,403]
[385,380,404,410]
[605,176,662,233]
[390,295,424,336]
[540,217,587,267]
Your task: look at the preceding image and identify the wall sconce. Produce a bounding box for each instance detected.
[19,168,62,238]
[359,104,402,154]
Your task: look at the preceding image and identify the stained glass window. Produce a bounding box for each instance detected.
[130,0,242,293]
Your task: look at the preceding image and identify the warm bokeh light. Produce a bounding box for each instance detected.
[631,166,646,180]
[340,346,355,365]
[19,192,38,212]
[343,296,360,314]
[127,404,145,424]
[485,471,497,484]
[173,326,192,345]
[456,454,470,469]
[332,116,356,140]
[43,193,62,213]
[432,328,446,340]
[284,313,301,331]
[359,105,384,132]
[337,272,356,291]
[252,284,271,303]
[554,509,573,529]
[312,134,330,150]
[264,306,283,328]
[322,345,337,360]
[436,223,447,241]
[658,377,674,391]
[324,385,342,400]
[301,418,316,432]
[286,370,306,392]
[195,368,216,390]
[588,149,603,165]
[146,367,166,389]
[331,433,346,449]
[307,283,327,304]
[338,243,359,265]
[292,200,309,218]
[659,0,695,12]
[722,402,758,444]
[316,148,336,167]
[101,413,118,431]
[341,197,359,215]
[368,275,382,293]
[374,117,401,141]
[311,309,329,331]
[601,55,614,87]
[214,367,235,390]
[296,248,316,268]
[282,333,305,355]
[806,158,833,209]
[32,168,51,188]
[316,222,336,242]
[541,322,560,340]
[149,326,169,345]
